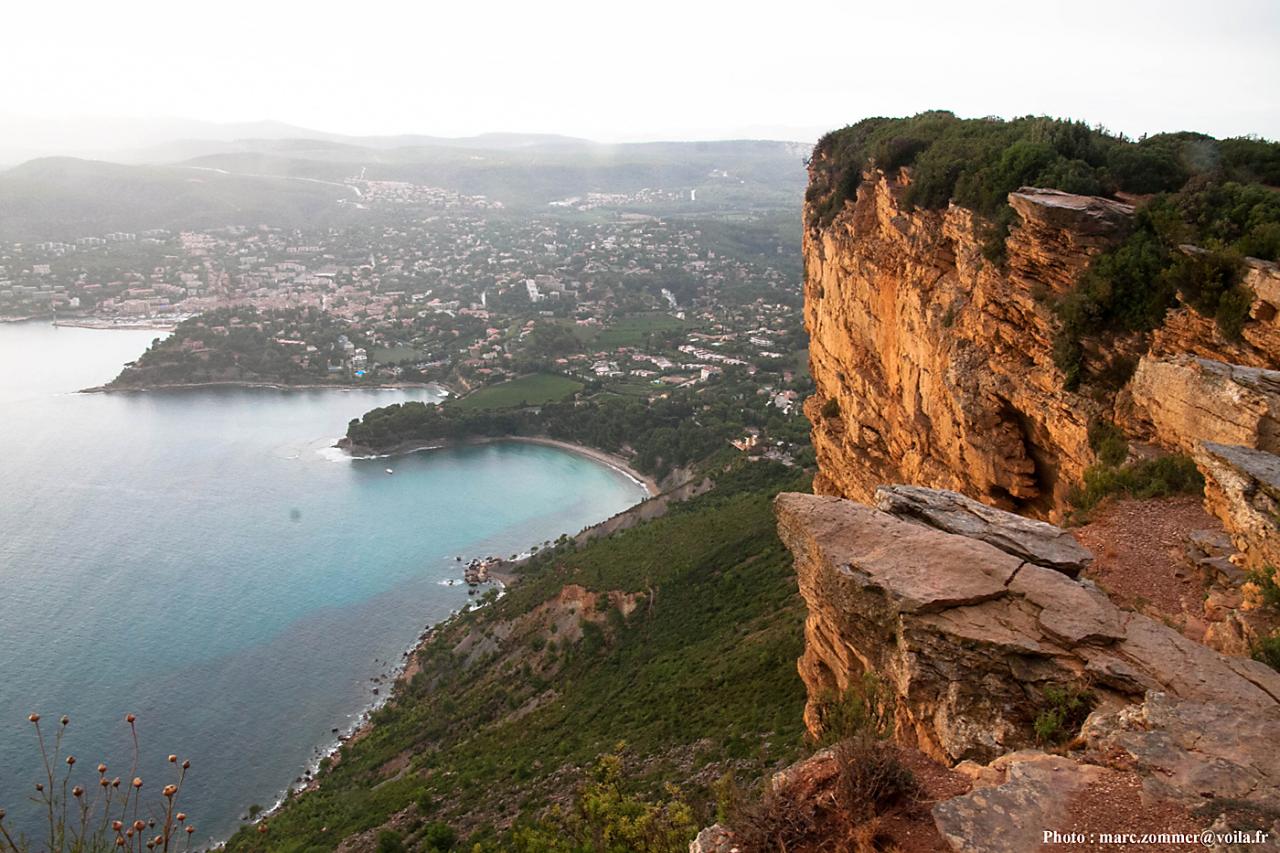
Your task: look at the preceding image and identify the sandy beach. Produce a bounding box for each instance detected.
[346,434,661,497]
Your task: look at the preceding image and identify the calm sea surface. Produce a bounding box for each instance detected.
[0,322,646,844]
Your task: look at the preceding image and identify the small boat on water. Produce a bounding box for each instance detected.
[385,468,394,475]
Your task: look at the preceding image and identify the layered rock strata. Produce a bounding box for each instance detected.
[1194,442,1280,571]
[1123,355,1280,455]
[803,169,1280,519]
[775,490,1280,784]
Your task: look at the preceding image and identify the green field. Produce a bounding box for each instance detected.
[585,313,689,349]
[450,372,584,410]
[372,344,420,364]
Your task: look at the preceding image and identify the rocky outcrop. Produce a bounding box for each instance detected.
[1005,188,1135,295]
[1194,441,1280,571]
[1123,354,1280,454]
[803,168,1280,520]
[802,175,1148,518]
[1150,257,1280,368]
[874,485,1092,576]
[775,490,1280,772]
[1083,690,1280,807]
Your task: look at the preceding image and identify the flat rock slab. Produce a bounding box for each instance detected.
[1009,187,1135,235]
[875,485,1092,576]
[778,492,1022,613]
[1008,562,1125,644]
[1199,442,1280,494]
[777,491,1280,771]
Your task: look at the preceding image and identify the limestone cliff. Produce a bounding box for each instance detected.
[802,169,1280,518]
[759,153,1280,852]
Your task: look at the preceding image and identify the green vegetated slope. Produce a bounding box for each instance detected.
[807,111,1280,389]
[108,307,372,388]
[223,461,810,852]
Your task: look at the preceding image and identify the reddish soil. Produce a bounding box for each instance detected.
[1050,768,1207,852]
[872,747,972,853]
[1071,496,1218,632]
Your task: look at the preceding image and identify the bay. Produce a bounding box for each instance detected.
[0,322,646,844]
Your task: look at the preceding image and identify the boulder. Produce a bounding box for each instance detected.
[1083,691,1280,807]
[688,825,737,853]
[874,484,1093,576]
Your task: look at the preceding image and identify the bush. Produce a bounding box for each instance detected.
[1034,683,1094,746]
[820,397,840,419]
[812,673,895,745]
[420,821,457,851]
[1162,249,1249,339]
[377,830,407,853]
[718,778,820,853]
[508,750,697,853]
[1245,567,1280,611]
[1050,223,1175,388]
[1087,418,1129,467]
[832,737,921,825]
[1253,633,1280,672]
[1069,454,1204,512]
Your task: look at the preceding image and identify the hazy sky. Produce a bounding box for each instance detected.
[5,0,1279,144]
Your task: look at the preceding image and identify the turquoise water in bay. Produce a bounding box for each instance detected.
[0,322,646,845]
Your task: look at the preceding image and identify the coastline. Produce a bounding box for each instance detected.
[345,434,660,498]
[233,437,659,842]
[53,319,179,332]
[80,379,451,395]
[280,591,493,812]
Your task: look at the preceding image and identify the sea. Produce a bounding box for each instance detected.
[0,321,647,845]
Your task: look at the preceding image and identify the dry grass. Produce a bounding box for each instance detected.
[0,714,205,853]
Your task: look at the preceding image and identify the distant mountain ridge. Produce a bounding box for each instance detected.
[0,114,808,166]
[0,131,808,240]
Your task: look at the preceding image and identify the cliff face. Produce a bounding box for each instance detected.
[764,165,1280,851]
[802,171,1280,517]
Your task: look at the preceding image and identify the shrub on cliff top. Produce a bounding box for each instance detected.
[1051,180,1279,388]
[807,112,1280,230]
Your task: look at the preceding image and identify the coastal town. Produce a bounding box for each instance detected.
[4,181,807,434]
